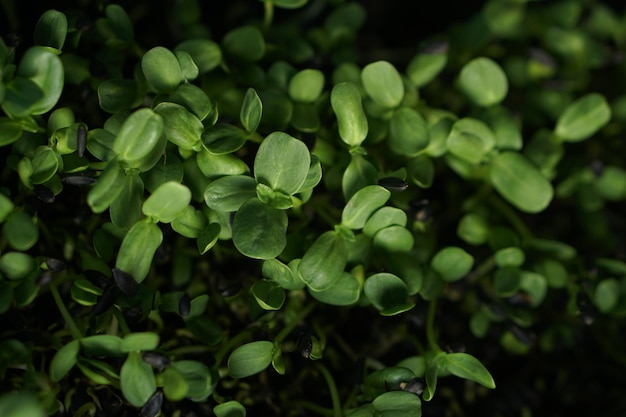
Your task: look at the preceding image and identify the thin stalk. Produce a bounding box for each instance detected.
[263,0,274,30]
[316,363,342,417]
[214,330,252,366]
[426,300,442,354]
[275,301,316,344]
[112,308,131,336]
[487,195,533,241]
[50,284,82,340]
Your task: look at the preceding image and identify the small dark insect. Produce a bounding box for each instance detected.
[142,352,171,371]
[92,285,119,316]
[401,378,425,396]
[62,175,96,186]
[112,268,139,296]
[77,125,87,157]
[297,333,313,359]
[45,258,67,272]
[178,292,191,318]
[34,185,55,203]
[378,177,409,191]
[140,391,163,417]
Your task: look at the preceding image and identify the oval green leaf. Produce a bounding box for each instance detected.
[251,280,286,310]
[222,25,265,61]
[240,88,262,133]
[299,231,348,291]
[121,351,157,407]
[388,107,430,157]
[232,199,287,259]
[16,46,64,115]
[228,341,274,378]
[154,102,203,150]
[555,93,611,142]
[50,340,79,382]
[34,9,68,50]
[175,39,222,74]
[115,220,163,283]
[364,273,414,316]
[113,108,164,165]
[204,175,257,212]
[458,57,508,107]
[331,82,368,147]
[309,271,361,306]
[489,151,554,213]
[342,185,391,230]
[142,46,183,92]
[289,69,325,103]
[441,352,495,389]
[431,246,474,282]
[254,132,310,195]
[446,118,496,165]
[3,211,39,251]
[594,278,620,313]
[361,61,404,108]
[143,181,191,223]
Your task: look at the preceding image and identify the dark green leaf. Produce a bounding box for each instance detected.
[251,280,286,310]
[494,267,521,296]
[373,225,414,253]
[169,83,213,121]
[364,272,414,316]
[555,93,611,142]
[271,0,308,9]
[50,340,79,382]
[372,391,422,415]
[201,124,248,155]
[171,206,207,238]
[142,47,183,92]
[175,39,222,74]
[197,151,248,179]
[309,271,361,306]
[594,278,620,313]
[105,4,134,42]
[361,61,404,108]
[232,199,287,259]
[155,102,203,151]
[489,152,554,213]
[15,46,63,115]
[87,161,127,213]
[342,154,378,201]
[407,155,434,188]
[98,79,142,113]
[204,175,257,212]
[34,9,67,50]
[222,25,265,61]
[406,46,447,87]
[121,351,157,407]
[228,341,274,378]
[175,50,199,81]
[458,57,508,107]
[110,174,144,229]
[3,211,38,251]
[81,335,124,357]
[0,393,46,417]
[262,258,305,291]
[0,118,23,146]
[171,360,213,400]
[213,400,246,417]
[363,207,408,237]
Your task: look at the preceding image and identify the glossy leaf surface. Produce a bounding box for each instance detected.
[142,46,183,92]
[142,181,191,223]
[228,341,274,378]
[458,57,508,107]
[254,132,310,195]
[342,185,390,230]
[361,61,404,108]
[331,82,368,147]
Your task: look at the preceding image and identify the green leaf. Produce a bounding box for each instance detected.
[228,341,274,378]
[457,213,489,245]
[240,88,262,133]
[519,271,547,307]
[121,351,157,407]
[271,0,308,9]
[50,340,79,382]
[15,46,63,115]
[222,25,265,61]
[388,107,430,157]
[110,174,144,229]
[142,46,183,92]
[197,223,221,255]
[169,83,213,121]
[105,4,134,42]
[406,46,448,87]
[407,155,434,188]
[441,352,495,389]
[446,118,496,164]
[262,258,305,291]
[254,132,310,195]
[214,400,246,417]
[115,219,163,283]
[29,146,60,184]
[3,211,38,251]
[0,393,46,417]
[594,278,620,313]
[361,61,404,108]
[458,57,508,107]
[97,79,142,113]
[142,181,191,223]
[373,225,414,253]
[171,360,213,400]
[489,152,554,213]
[431,246,474,282]
[34,9,67,50]
[364,272,414,316]
[363,207,408,237]
[171,206,207,238]
[342,154,378,200]
[289,69,325,103]
[331,82,369,147]
[309,271,362,306]
[232,199,287,259]
[0,252,36,280]
[494,247,525,268]
[201,124,248,155]
[87,161,128,213]
[0,193,14,223]
[161,367,189,402]
[204,175,257,212]
[372,391,422,415]
[197,151,248,179]
[0,118,23,146]
[121,332,159,352]
[175,39,222,74]
[251,280,286,310]
[113,108,164,167]
[175,50,199,81]
[154,102,203,151]
[494,267,521,296]
[299,231,348,291]
[554,93,611,142]
[81,335,124,357]
[342,185,390,230]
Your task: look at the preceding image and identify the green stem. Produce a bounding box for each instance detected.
[50,284,82,340]
[466,256,496,284]
[214,330,253,366]
[426,300,442,354]
[263,0,274,30]
[316,363,343,417]
[112,308,131,336]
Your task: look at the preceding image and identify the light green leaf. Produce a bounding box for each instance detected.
[431,246,474,282]
[406,46,448,87]
[3,211,38,251]
[171,360,213,400]
[204,175,257,212]
[262,258,305,291]
[175,39,222,74]
[372,391,422,414]
[161,367,189,402]
[240,88,262,133]
[489,152,554,213]
[363,206,408,237]
[232,199,287,259]
[143,181,191,223]
[289,69,325,103]
[0,252,36,280]
[142,46,183,92]
[50,340,80,382]
[388,107,430,157]
[228,341,274,378]
[361,61,404,108]
[555,93,611,142]
[154,102,203,151]
[442,352,496,389]
[309,271,361,306]
[201,124,248,155]
[594,278,620,313]
[121,332,159,352]
[457,213,489,245]
[0,393,46,417]
[373,225,414,253]
[121,351,157,407]
[331,82,368,147]
[113,108,164,165]
[458,57,508,107]
[110,173,144,229]
[446,118,496,164]
[14,46,63,115]
[271,0,308,9]
[342,185,390,230]
[254,132,310,195]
